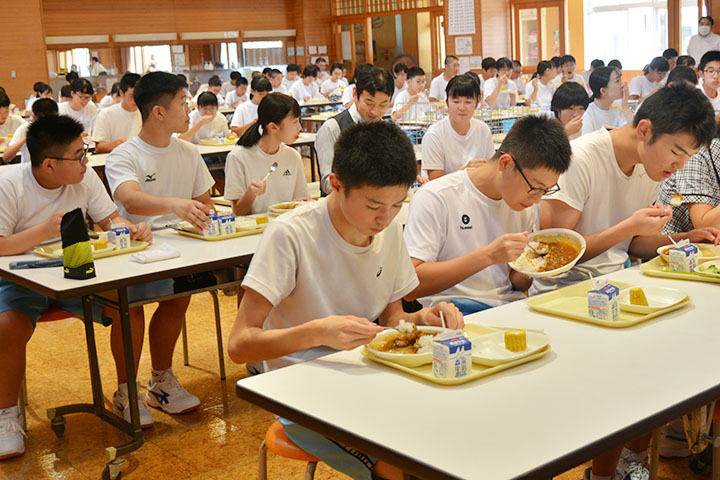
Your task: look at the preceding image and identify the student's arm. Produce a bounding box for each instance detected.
[391,94,419,122]
[113,180,211,230]
[620,82,634,123]
[688,203,720,229]
[94,139,126,154]
[378,299,464,330]
[95,211,152,244]
[629,227,720,259]
[0,212,64,256]
[179,114,213,142]
[485,78,505,107]
[525,79,539,106]
[231,180,266,216]
[227,287,383,364]
[2,138,24,163]
[230,120,256,137]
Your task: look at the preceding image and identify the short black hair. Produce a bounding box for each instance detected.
[176,73,187,83]
[230,71,242,81]
[65,71,79,84]
[236,76,249,86]
[355,67,394,98]
[109,82,121,96]
[393,62,409,75]
[701,16,715,27]
[269,68,283,79]
[315,57,327,64]
[446,73,480,100]
[250,75,272,93]
[262,67,273,75]
[496,57,513,70]
[119,72,140,93]
[0,91,9,108]
[286,64,301,73]
[208,75,222,87]
[663,48,679,60]
[407,66,425,80]
[550,56,562,68]
[560,54,576,66]
[197,91,219,107]
[60,85,72,99]
[645,57,670,74]
[590,59,605,69]
[634,83,716,149]
[331,63,344,73]
[676,55,696,67]
[551,82,590,118]
[667,66,699,86]
[699,50,720,71]
[444,56,458,66]
[332,121,417,192]
[465,71,481,88]
[512,60,522,68]
[71,78,94,95]
[31,98,58,118]
[133,71,188,122]
[494,115,571,174]
[351,63,373,84]
[608,59,623,69]
[26,115,83,168]
[33,82,52,96]
[92,56,99,62]
[481,57,497,71]
[302,65,318,78]
[535,60,553,78]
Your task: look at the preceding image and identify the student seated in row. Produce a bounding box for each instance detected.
[59,85,72,104]
[58,78,98,135]
[92,72,142,154]
[268,69,287,94]
[105,72,218,421]
[666,65,699,86]
[421,74,495,180]
[478,57,497,94]
[98,82,121,111]
[0,115,152,459]
[288,65,321,102]
[484,57,518,108]
[320,63,345,98]
[629,57,669,103]
[0,91,25,138]
[283,64,301,91]
[676,55,696,69]
[662,48,679,84]
[227,121,462,480]
[193,75,223,107]
[3,98,58,165]
[231,76,272,137]
[581,59,604,86]
[220,71,242,97]
[581,66,633,136]
[390,62,408,104]
[550,82,589,141]
[511,60,526,95]
[429,55,459,102]
[341,63,372,109]
[224,75,248,108]
[698,50,720,113]
[24,81,53,116]
[525,60,555,108]
[391,66,429,123]
[225,93,308,216]
[317,68,394,194]
[315,57,330,82]
[406,115,571,316]
[555,54,588,91]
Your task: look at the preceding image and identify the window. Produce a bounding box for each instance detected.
[680,0,699,55]
[56,48,91,76]
[241,40,287,68]
[128,45,172,73]
[220,42,239,69]
[584,0,668,70]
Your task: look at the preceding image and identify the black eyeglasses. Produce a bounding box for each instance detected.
[499,151,561,196]
[49,142,90,165]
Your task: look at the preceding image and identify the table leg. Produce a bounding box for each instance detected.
[310,145,318,183]
[649,428,661,480]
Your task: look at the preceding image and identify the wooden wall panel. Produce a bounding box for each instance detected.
[442,0,483,76]
[0,0,48,109]
[297,0,336,65]
[481,0,512,59]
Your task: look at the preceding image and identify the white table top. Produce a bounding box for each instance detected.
[236,266,720,479]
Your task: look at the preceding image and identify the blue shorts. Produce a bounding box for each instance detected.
[447,297,494,316]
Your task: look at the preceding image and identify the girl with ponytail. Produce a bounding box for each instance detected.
[581,66,633,135]
[525,60,555,107]
[224,93,309,215]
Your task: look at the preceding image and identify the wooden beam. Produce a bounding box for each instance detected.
[365,16,374,64]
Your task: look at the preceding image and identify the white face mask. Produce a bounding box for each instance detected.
[700,25,711,36]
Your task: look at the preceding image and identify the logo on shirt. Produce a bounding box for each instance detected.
[376,266,383,277]
[282,169,292,176]
[460,214,472,230]
[145,172,157,182]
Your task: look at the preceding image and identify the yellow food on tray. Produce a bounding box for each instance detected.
[93,238,108,250]
[629,287,649,306]
[504,329,527,352]
[255,215,269,224]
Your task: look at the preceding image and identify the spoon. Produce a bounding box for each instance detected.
[527,241,547,257]
[261,162,279,183]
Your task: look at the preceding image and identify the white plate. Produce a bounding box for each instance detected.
[471,331,551,366]
[657,243,720,262]
[508,228,586,278]
[618,286,688,314]
[695,260,720,277]
[366,326,445,367]
[235,218,260,231]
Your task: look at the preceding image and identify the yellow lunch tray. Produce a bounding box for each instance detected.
[527,280,692,328]
[361,324,552,385]
[34,240,149,259]
[175,223,266,241]
[640,256,720,285]
[198,138,237,146]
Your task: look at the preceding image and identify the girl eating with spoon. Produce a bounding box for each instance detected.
[224,93,309,216]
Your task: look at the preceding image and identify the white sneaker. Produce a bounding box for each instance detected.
[112,383,154,429]
[145,370,200,414]
[0,406,25,460]
[616,449,649,480]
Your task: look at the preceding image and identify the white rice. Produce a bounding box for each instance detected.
[512,247,547,273]
[416,334,434,354]
[396,319,415,334]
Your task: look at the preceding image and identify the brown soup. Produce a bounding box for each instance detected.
[538,240,580,272]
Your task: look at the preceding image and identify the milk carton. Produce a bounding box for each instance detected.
[205,212,220,236]
[219,213,235,235]
[432,333,472,379]
[588,281,620,321]
[108,223,130,250]
[669,243,698,273]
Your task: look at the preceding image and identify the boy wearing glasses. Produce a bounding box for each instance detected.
[0,115,152,459]
[391,66,429,123]
[58,78,98,135]
[698,50,720,113]
[403,115,572,316]
[483,57,518,108]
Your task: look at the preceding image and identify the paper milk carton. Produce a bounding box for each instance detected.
[219,213,235,235]
[432,333,472,379]
[108,223,130,250]
[669,242,698,273]
[204,212,220,236]
[588,281,620,321]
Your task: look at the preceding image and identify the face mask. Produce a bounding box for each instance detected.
[700,25,711,36]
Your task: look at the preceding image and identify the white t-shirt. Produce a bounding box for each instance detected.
[0,115,25,138]
[699,84,720,112]
[91,103,142,144]
[421,117,495,173]
[391,90,430,121]
[242,197,419,371]
[58,101,98,133]
[525,80,555,108]
[0,163,115,239]
[404,170,537,307]
[220,81,235,97]
[105,136,215,229]
[282,76,299,91]
[320,78,343,97]
[581,102,628,135]
[429,74,450,101]
[187,110,230,144]
[391,82,407,104]
[483,77,517,108]
[341,84,355,106]
[533,129,661,292]
[230,101,259,128]
[289,81,320,102]
[223,90,247,108]
[90,62,107,76]
[224,143,309,214]
[9,122,30,164]
[272,84,288,95]
[629,75,659,99]
[97,95,115,111]
[513,78,526,96]
[688,33,720,64]
[552,73,588,91]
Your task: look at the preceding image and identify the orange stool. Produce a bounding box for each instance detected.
[258,420,319,480]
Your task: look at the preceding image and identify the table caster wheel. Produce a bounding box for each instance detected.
[50,416,66,438]
[102,458,125,480]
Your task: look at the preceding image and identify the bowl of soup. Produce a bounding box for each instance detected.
[509,228,586,278]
